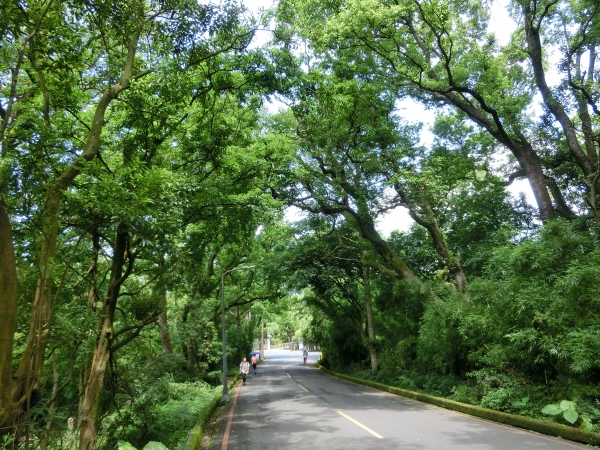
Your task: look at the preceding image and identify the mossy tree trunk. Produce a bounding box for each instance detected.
[361,252,378,372]
[78,222,131,450]
[157,256,173,355]
[0,199,18,441]
[12,29,144,435]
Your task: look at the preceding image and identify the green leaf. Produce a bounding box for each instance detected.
[118,442,138,450]
[143,442,169,450]
[582,422,595,432]
[541,404,563,415]
[580,415,594,432]
[562,409,578,424]
[560,400,577,411]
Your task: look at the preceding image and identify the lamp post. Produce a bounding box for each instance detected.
[221,265,256,402]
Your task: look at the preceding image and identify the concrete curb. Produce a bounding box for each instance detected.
[183,374,240,450]
[316,364,600,446]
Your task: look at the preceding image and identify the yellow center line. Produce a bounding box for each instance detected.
[282,366,285,369]
[336,410,384,439]
[286,372,291,378]
[298,384,309,392]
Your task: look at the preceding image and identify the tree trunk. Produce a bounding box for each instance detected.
[574,52,598,170]
[77,364,88,433]
[87,229,100,311]
[436,90,559,221]
[13,191,59,407]
[157,305,173,355]
[40,352,59,450]
[573,51,600,231]
[12,29,142,423]
[342,209,419,284]
[546,177,577,219]
[260,319,264,360]
[514,140,562,221]
[396,185,468,294]
[78,223,130,450]
[421,201,467,294]
[181,302,192,361]
[361,253,378,372]
[156,256,173,355]
[523,6,594,177]
[0,198,18,437]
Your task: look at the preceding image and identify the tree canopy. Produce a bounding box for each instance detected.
[1,0,600,447]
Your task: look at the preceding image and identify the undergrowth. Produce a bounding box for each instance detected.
[99,377,219,449]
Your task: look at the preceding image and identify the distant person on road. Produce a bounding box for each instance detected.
[240,358,249,385]
[251,355,258,374]
[303,347,308,364]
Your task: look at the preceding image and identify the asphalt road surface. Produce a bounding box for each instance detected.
[213,349,587,450]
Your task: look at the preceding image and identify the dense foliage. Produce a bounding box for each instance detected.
[1,0,599,448]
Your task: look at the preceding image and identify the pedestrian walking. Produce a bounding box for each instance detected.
[240,357,249,385]
[303,347,308,365]
[251,355,258,374]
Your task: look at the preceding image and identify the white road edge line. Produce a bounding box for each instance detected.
[336,410,384,439]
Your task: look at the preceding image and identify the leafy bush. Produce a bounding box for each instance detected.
[541,400,596,431]
[394,374,418,391]
[345,221,600,427]
[324,319,369,373]
[227,316,259,364]
[451,384,480,405]
[100,378,219,449]
[143,353,195,383]
[479,387,514,411]
[175,311,224,381]
[416,295,469,377]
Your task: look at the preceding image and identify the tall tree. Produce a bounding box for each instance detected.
[267,73,472,296]
[0,0,266,444]
[277,0,600,223]
[0,199,18,432]
[1,1,151,437]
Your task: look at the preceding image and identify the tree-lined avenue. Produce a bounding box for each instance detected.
[2,0,600,446]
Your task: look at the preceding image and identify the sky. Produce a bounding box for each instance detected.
[241,0,536,236]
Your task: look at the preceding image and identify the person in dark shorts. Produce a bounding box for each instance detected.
[240,358,249,385]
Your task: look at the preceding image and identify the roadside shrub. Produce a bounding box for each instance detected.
[325,319,368,373]
[100,378,218,449]
[451,384,480,405]
[377,337,418,379]
[416,295,469,377]
[479,387,515,411]
[144,353,195,383]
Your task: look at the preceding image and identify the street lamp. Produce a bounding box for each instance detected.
[221,265,256,402]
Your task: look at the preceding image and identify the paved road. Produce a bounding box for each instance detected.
[213,349,587,449]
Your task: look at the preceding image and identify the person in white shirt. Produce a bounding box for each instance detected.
[240,358,250,385]
[303,347,308,365]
